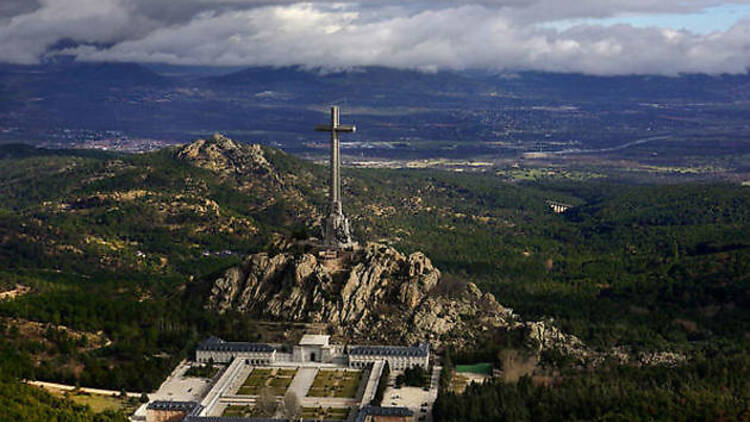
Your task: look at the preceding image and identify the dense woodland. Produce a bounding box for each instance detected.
[0,142,748,419]
[433,354,750,421]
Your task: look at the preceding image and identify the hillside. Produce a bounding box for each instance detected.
[0,138,748,408]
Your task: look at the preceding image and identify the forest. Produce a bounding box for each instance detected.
[0,374,127,422]
[433,353,750,421]
[0,141,748,419]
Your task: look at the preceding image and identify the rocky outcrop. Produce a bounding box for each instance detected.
[176,133,277,182]
[175,134,319,225]
[209,243,448,332]
[206,242,591,360]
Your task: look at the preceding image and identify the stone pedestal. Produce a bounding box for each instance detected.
[322,202,357,249]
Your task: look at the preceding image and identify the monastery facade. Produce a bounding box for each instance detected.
[196,335,430,371]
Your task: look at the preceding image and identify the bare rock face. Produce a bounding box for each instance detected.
[209,243,449,336]
[206,242,592,360]
[176,133,276,181]
[523,320,588,359]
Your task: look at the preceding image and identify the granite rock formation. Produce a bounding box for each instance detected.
[174,134,320,226]
[176,133,276,181]
[207,242,590,360]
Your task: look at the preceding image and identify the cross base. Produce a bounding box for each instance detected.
[321,207,357,250]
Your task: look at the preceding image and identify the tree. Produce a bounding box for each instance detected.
[255,387,277,417]
[440,350,454,393]
[282,391,301,420]
[398,365,427,387]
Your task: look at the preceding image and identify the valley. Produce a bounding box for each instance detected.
[2,64,749,176]
[0,137,748,420]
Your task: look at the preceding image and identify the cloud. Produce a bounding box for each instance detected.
[1,0,750,75]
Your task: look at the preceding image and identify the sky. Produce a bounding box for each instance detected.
[1,0,750,75]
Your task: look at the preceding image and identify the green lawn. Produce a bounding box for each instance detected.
[301,407,350,420]
[237,368,297,396]
[455,363,493,375]
[307,370,361,398]
[64,392,139,414]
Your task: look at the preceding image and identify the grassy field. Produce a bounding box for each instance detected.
[301,406,350,420]
[450,374,470,394]
[495,167,605,182]
[307,370,361,399]
[237,368,297,396]
[45,387,139,414]
[455,363,493,375]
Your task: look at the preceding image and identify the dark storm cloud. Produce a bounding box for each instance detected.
[1,0,750,74]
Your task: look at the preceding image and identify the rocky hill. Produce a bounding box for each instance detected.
[176,134,278,182]
[207,242,589,360]
[171,134,328,240]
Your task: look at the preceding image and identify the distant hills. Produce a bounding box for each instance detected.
[1,62,749,160]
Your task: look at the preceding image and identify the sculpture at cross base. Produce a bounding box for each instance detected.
[315,106,358,249]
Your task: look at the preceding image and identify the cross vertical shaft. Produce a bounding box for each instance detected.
[330,106,340,207]
[315,106,356,249]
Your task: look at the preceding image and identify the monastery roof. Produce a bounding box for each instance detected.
[299,334,330,346]
[348,342,429,358]
[147,400,201,412]
[355,406,415,422]
[197,337,276,353]
[184,418,341,422]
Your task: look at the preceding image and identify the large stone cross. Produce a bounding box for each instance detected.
[315,106,356,249]
[315,106,355,207]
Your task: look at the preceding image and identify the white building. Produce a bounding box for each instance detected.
[195,335,429,371]
[292,334,344,363]
[195,337,275,365]
[348,343,430,370]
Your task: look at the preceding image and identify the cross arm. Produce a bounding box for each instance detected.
[336,125,356,133]
[315,124,357,133]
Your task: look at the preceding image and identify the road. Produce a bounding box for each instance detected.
[550,135,672,156]
[25,380,145,399]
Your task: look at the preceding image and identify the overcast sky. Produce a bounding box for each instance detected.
[1,0,750,75]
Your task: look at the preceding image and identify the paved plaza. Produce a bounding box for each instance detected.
[287,367,317,400]
[153,360,216,402]
[132,360,218,420]
[382,366,441,422]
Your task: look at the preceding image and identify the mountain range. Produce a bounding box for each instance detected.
[2,62,750,162]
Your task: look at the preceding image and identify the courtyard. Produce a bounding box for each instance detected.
[382,366,441,422]
[307,369,362,398]
[237,367,298,396]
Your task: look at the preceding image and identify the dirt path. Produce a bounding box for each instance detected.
[25,380,145,399]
